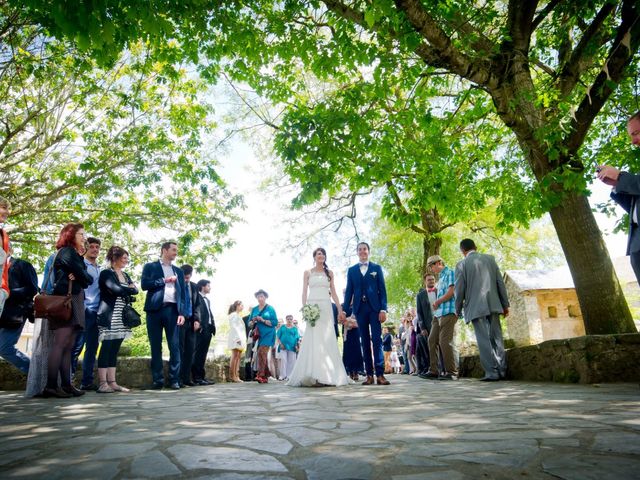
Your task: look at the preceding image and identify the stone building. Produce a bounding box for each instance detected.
[504,258,639,346]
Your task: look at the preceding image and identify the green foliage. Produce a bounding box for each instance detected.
[0,10,243,271]
[373,207,564,315]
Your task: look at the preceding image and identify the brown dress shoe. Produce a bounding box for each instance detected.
[362,375,374,385]
[376,375,390,385]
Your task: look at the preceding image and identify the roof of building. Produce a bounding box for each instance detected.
[505,257,636,292]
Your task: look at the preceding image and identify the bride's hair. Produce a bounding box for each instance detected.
[313,247,331,281]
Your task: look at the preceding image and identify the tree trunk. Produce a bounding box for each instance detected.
[548,191,636,334]
[421,234,442,278]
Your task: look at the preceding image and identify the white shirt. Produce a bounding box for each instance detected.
[160,261,176,304]
[199,292,212,324]
[359,262,368,276]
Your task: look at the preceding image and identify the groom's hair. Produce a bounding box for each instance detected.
[357,241,370,251]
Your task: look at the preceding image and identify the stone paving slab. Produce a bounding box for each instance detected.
[0,376,638,479]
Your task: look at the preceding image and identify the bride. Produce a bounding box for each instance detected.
[287,247,352,387]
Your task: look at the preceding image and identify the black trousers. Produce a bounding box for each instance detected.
[179,323,197,383]
[192,329,213,381]
[416,333,430,373]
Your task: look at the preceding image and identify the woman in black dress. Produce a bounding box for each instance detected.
[42,223,93,398]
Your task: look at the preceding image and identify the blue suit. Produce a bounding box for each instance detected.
[344,262,388,377]
[141,260,187,385]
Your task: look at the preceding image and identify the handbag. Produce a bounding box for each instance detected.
[33,251,73,323]
[121,301,141,328]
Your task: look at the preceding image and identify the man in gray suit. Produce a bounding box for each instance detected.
[454,239,509,381]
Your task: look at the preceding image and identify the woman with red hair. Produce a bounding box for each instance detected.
[41,223,93,398]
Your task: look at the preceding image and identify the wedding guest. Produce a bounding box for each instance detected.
[248,289,278,384]
[193,279,216,385]
[95,246,137,393]
[141,241,187,390]
[0,257,38,374]
[276,314,300,381]
[382,327,393,374]
[0,197,11,318]
[72,236,102,391]
[341,311,364,381]
[25,253,57,397]
[425,255,458,380]
[455,239,509,381]
[227,300,246,382]
[390,345,401,374]
[179,264,201,387]
[42,223,93,398]
[415,272,433,377]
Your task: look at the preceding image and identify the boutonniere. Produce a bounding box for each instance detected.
[370,272,377,277]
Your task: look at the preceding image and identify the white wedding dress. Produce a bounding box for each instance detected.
[287,271,352,387]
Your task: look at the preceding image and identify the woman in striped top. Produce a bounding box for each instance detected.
[96,246,138,393]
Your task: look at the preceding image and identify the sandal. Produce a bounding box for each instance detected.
[108,381,130,392]
[97,382,115,393]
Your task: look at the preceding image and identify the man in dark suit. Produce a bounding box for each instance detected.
[141,241,187,390]
[192,279,216,385]
[415,273,433,376]
[178,264,201,387]
[341,242,390,385]
[597,111,640,283]
[0,257,38,373]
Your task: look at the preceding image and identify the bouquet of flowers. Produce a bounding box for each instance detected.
[301,303,320,327]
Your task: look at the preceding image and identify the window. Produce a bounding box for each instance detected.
[547,306,558,318]
[568,304,580,318]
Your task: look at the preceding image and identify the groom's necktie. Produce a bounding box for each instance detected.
[359,262,368,276]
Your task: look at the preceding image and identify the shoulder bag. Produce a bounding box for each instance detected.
[34,251,73,323]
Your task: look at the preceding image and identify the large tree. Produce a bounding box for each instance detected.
[16,1,640,334]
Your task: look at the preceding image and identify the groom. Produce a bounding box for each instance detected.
[341,242,390,385]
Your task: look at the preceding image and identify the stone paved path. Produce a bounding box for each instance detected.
[0,376,639,479]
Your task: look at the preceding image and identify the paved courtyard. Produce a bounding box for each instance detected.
[0,376,638,479]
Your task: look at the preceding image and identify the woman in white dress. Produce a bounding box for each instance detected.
[287,247,352,387]
[227,300,247,382]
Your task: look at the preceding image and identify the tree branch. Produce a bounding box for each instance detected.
[558,2,617,97]
[566,0,640,155]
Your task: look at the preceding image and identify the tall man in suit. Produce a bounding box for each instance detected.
[142,241,187,390]
[193,279,216,385]
[341,242,390,385]
[455,239,510,381]
[597,111,640,284]
[178,264,201,387]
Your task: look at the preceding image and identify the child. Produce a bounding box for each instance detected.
[390,345,401,374]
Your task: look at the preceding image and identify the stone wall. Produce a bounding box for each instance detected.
[459,333,640,383]
[0,356,234,392]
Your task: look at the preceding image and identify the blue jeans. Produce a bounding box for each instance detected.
[146,304,181,384]
[356,302,384,377]
[71,309,99,385]
[0,322,30,373]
